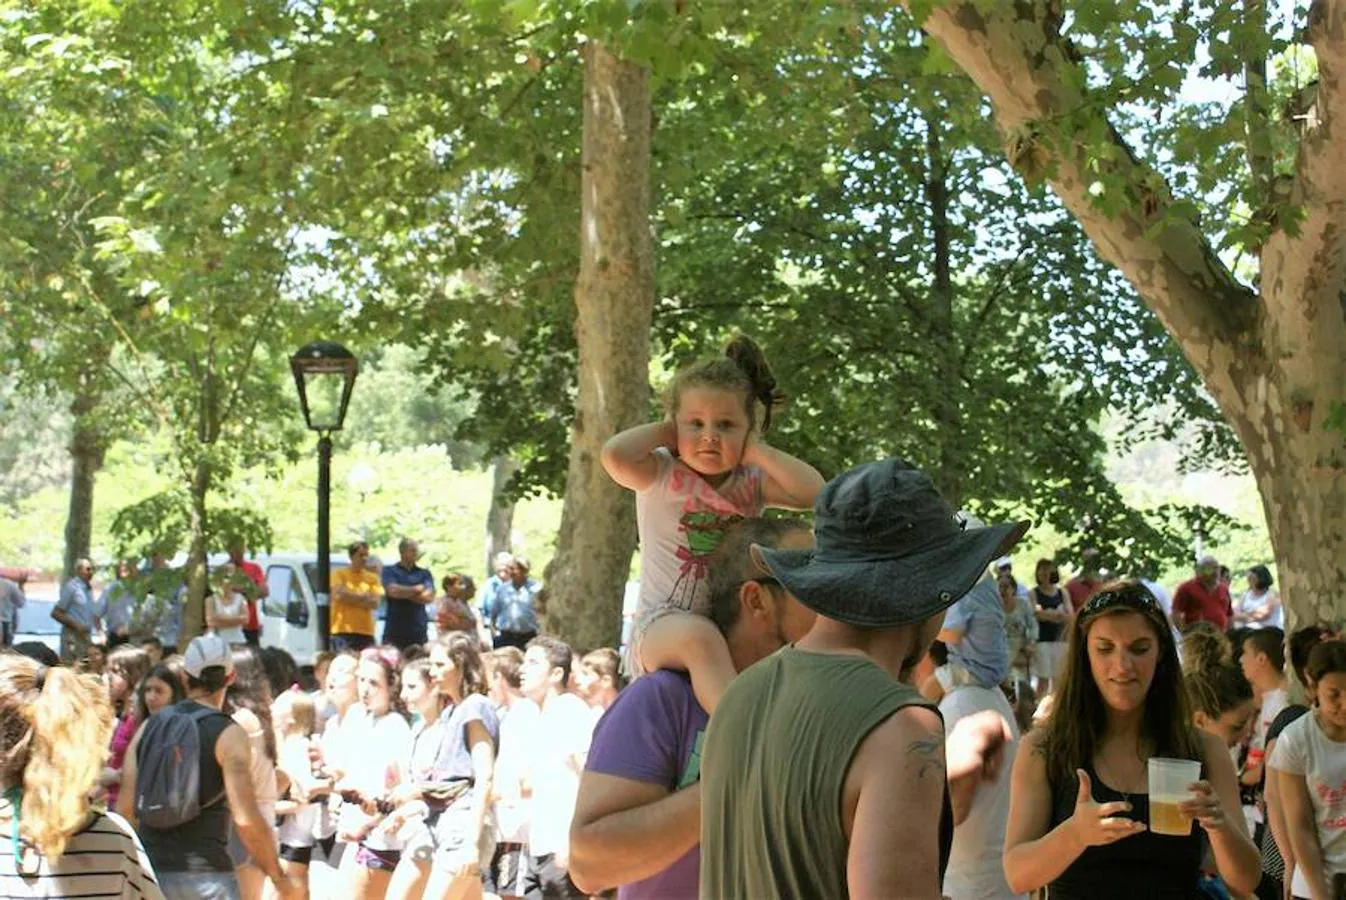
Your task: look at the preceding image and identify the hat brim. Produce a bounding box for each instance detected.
[759,519,1030,629]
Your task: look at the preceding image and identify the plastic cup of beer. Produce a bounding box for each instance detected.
[1147,757,1201,836]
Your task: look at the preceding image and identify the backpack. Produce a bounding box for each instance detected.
[135,704,228,830]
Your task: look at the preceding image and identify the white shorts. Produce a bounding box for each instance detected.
[1034,642,1067,681]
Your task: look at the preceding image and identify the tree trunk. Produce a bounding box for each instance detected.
[542,41,654,652]
[180,457,211,644]
[485,456,519,573]
[62,390,105,579]
[924,109,967,508]
[910,0,1346,621]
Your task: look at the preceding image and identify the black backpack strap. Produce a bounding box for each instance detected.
[187,705,232,809]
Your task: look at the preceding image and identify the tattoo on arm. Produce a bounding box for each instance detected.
[907,736,945,780]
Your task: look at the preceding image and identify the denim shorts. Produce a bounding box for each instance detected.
[158,870,241,900]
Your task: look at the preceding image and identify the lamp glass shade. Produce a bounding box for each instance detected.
[290,340,357,432]
[300,369,348,431]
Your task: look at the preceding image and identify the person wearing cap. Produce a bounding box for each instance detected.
[698,458,1028,898]
[119,634,303,900]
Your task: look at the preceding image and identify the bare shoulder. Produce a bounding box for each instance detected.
[852,704,945,782]
[214,720,251,766]
[1020,726,1049,758]
[1198,729,1232,773]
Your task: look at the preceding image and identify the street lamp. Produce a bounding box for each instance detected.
[290,340,359,651]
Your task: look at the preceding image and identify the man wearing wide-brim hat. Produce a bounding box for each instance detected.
[699,458,1029,900]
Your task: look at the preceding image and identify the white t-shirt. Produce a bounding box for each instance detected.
[338,711,411,851]
[0,810,163,899]
[1269,711,1346,897]
[276,735,318,848]
[494,699,541,844]
[211,592,247,645]
[939,686,1026,900]
[631,449,763,655]
[1238,588,1283,629]
[526,692,596,858]
[1247,686,1288,825]
[315,705,367,840]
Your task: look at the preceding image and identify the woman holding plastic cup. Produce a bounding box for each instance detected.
[1269,640,1346,900]
[1004,581,1260,898]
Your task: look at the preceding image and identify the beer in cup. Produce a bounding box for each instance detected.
[1147,757,1201,836]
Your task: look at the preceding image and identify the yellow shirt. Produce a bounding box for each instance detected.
[330,567,383,637]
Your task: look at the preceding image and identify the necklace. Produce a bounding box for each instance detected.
[1093,755,1139,807]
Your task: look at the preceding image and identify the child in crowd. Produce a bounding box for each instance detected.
[1269,640,1346,899]
[1185,646,1256,750]
[575,648,622,713]
[335,646,411,900]
[100,644,153,807]
[273,688,320,900]
[602,334,824,712]
[133,662,185,724]
[1263,625,1332,897]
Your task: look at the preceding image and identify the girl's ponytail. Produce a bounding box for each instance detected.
[1,659,112,861]
[723,334,787,433]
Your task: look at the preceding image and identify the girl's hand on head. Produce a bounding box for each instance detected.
[740,432,764,466]
[1179,780,1227,832]
[1067,769,1146,849]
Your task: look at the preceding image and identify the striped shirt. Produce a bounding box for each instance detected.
[0,811,163,899]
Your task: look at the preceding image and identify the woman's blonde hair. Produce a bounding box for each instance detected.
[0,655,112,861]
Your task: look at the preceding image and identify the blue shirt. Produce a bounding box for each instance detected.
[944,577,1009,688]
[55,577,96,632]
[484,578,542,634]
[381,563,435,642]
[96,580,136,634]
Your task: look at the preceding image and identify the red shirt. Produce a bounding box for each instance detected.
[1172,577,1232,631]
[1065,576,1102,613]
[238,560,265,631]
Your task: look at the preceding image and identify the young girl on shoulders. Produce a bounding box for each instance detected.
[602,334,824,712]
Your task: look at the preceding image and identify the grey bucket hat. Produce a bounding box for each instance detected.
[757,458,1030,628]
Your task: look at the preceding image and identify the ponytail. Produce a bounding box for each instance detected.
[1184,660,1252,719]
[669,333,788,434]
[0,658,112,861]
[1179,622,1230,674]
[722,334,787,433]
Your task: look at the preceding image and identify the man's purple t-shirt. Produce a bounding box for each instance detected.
[585,669,707,900]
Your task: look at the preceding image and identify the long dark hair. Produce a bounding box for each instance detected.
[1040,580,1203,787]
[224,647,277,764]
[134,663,186,723]
[437,632,488,697]
[668,334,787,434]
[106,645,152,718]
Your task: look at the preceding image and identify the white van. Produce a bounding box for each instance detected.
[205,552,357,666]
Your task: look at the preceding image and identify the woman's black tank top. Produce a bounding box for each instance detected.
[1047,761,1203,899]
[1033,587,1067,642]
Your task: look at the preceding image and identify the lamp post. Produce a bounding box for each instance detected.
[290,340,358,651]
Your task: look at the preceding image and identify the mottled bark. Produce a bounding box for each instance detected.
[542,42,654,652]
[911,0,1346,622]
[62,390,105,579]
[485,456,519,574]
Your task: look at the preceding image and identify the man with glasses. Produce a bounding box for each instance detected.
[568,517,815,899]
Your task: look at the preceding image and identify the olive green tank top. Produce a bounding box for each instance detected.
[699,646,952,899]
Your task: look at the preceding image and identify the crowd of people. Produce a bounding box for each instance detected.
[0,333,1329,900]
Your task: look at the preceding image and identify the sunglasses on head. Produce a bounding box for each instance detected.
[1081,583,1162,618]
